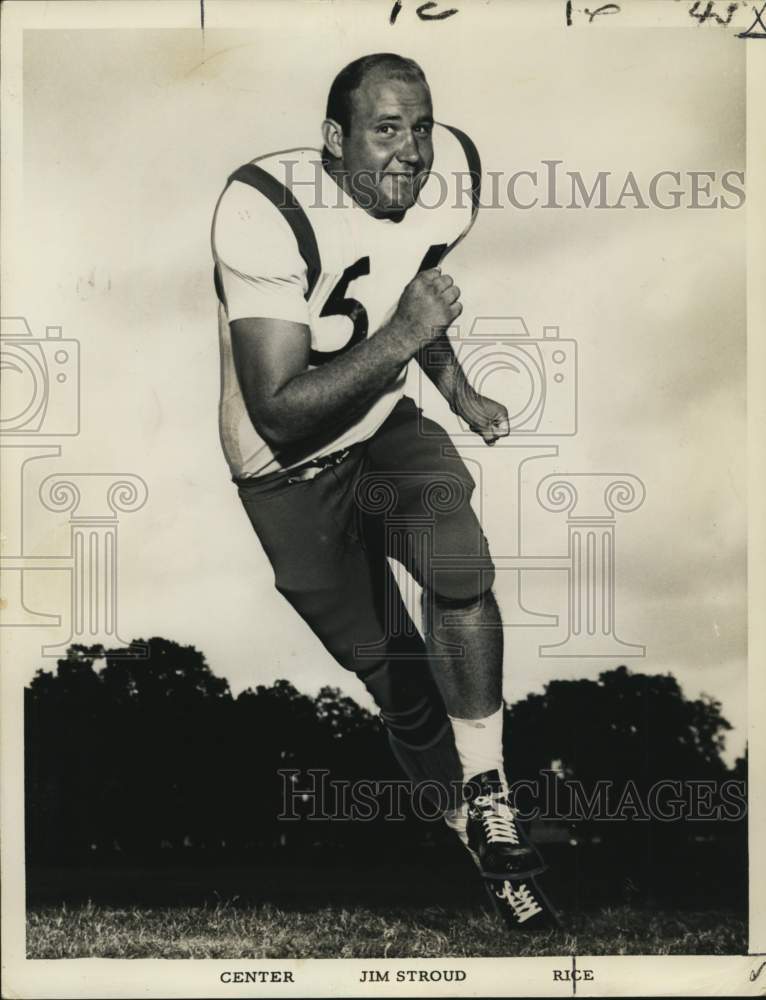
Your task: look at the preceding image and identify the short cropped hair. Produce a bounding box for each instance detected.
[325,53,429,134]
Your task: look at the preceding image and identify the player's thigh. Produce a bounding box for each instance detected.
[238,455,451,737]
[237,457,391,671]
[364,396,495,601]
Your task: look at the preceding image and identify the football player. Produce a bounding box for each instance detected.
[211,53,551,915]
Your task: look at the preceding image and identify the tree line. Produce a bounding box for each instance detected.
[25,638,746,867]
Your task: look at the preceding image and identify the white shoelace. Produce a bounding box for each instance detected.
[474,792,520,845]
[495,881,543,923]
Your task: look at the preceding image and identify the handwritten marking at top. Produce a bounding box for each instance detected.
[566,2,621,24]
[738,0,766,35]
[583,3,621,21]
[417,1,459,18]
[688,1,739,25]
[390,0,459,23]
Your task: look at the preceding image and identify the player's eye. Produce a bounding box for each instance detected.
[414,124,433,135]
[376,124,396,135]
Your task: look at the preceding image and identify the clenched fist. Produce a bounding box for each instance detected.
[388,268,462,357]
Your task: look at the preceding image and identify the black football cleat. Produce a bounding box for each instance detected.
[464,769,546,879]
[484,874,562,932]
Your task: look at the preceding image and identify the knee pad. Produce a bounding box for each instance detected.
[430,562,496,605]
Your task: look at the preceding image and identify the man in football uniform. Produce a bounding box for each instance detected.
[211,53,552,920]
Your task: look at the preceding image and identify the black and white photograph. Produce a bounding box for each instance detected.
[1,0,764,996]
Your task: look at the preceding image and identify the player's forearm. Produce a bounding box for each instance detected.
[257,319,415,449]
[417,331,475,412]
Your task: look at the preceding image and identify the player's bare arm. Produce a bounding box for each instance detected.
[417,332,511,446]
[231,267,462,449]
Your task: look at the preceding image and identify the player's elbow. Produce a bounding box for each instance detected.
[250,405,293,451]
[248,397,302,451]
[261,424,297,451]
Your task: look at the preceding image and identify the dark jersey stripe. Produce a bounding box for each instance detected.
[214,162,322,306]
[441,123,482,217]
[412,126,481,272]
[439,123,482,258]
[418,242,449,271]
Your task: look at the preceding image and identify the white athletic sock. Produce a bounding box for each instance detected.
[448,705,506,785]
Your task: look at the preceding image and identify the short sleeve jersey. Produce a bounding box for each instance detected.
[211,123,480,479]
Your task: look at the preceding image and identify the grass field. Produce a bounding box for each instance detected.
[26,846,748,959]
[27,901,747,959]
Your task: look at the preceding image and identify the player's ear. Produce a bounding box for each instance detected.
[322,118,344,159]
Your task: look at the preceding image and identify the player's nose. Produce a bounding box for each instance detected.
[396,132,420,165]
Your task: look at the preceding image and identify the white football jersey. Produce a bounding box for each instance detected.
[211,123,480,479]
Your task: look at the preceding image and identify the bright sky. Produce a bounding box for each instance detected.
[8,16,746,765]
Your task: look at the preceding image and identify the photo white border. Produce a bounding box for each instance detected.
[2,1,764,996]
